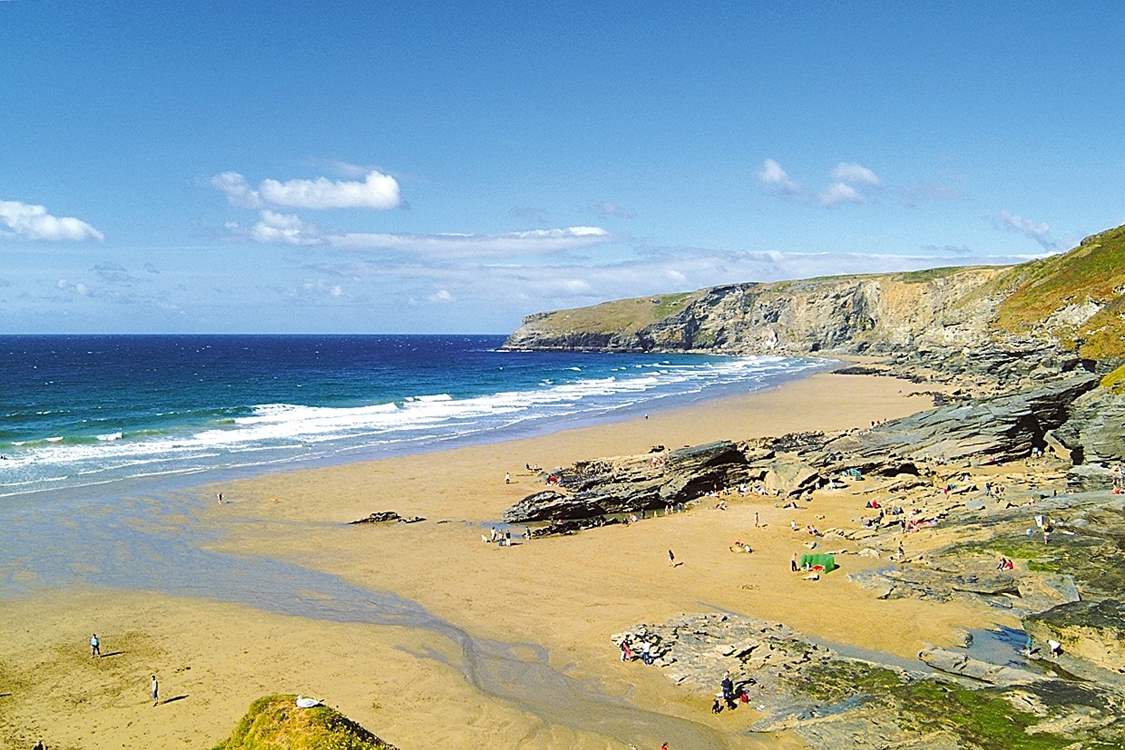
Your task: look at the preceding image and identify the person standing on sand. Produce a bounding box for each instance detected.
[90,633,100,657]
[667,549,676,566]
[790,553,798,573]
[150,674,159,707]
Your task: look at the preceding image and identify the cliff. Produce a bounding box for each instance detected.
[503,224,1125,363]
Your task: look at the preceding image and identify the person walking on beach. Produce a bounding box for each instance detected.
[90,633,100,658]
[150,674,159,707]
[667,549,676,567]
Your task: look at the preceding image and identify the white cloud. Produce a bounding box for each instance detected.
[995,210,1056,250]
[249,210,321,245]
[831,162,881,186]
[591,200,636,219]
[212,169,402,210]
[210,172,262,208]
[818,182,865,206]
[330,284,344,298]
[0,200,104,241]
[756,159,800,194]
[429,288,454,303]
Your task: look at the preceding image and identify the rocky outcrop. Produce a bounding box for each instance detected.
[349,511,425,525]
[1051,386,1125,466]
[816,374,1099,468]
[503,441,821,524]
[1025,600,1125,674]
[918,648,1045,686]
[612,612,1120,750]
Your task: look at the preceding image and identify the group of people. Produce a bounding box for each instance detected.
[710,671,750,713]
[483,526,517,546]
[619,637,660,665]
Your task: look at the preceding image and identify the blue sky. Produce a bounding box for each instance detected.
[2,1,1123,333]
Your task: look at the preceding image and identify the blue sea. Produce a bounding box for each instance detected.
[0,335,830,500]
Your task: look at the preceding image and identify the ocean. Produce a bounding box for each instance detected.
[0,335,830,500]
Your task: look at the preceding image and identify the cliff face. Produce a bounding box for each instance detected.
[503,224,1125,362]
[504,267,1008,354]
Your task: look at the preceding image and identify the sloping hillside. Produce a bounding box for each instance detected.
[504,224,1125,363]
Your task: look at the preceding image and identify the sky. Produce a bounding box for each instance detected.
[2,1,1124,334]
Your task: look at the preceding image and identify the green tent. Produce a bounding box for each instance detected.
[799,553,838,573]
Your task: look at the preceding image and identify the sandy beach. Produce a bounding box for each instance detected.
[0,372,1013,749]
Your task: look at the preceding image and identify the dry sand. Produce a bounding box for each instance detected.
[0,373,1011,749]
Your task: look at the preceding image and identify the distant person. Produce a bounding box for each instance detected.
[667,549,676,567]
[216,492,223,504]
[754,511,760,527]
[150,674,159,707]
[790,553,798,573]
[90,633,100,658]
[33,740,46,750]
[504,472,511,484]
[711,697,722,714]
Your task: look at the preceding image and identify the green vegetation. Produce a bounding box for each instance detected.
[894,266,984,284]
[992,224,1125,359]
[1102,363,1125,393]
[953,532,1125,598]
[213,694,395,750]
[532,291,702,335]
[798,662,1075,750]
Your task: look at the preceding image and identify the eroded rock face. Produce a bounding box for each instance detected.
[1052,386,1125,466]
[817,374,1099,467]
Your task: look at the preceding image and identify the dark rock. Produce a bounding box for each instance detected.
[502,491,604,522]
[1052,387,1125,466]
[816,375,1100,468]
[349,511,425,525]
[504,440,763,523]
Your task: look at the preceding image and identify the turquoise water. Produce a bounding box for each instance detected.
[0,334,829,500]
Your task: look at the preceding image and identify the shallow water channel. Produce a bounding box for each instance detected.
[1,488,742,748]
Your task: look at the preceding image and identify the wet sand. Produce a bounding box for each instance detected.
[0,373,1009,749]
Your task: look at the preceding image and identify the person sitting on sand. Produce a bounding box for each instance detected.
[790,520,799,531]
[715,500,728,511]
[504,472,511,484]
[711,697,722,714]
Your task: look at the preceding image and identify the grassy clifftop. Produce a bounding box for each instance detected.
[213,694,396,750]
[993,223,1125,359]
[526,290,702,335]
